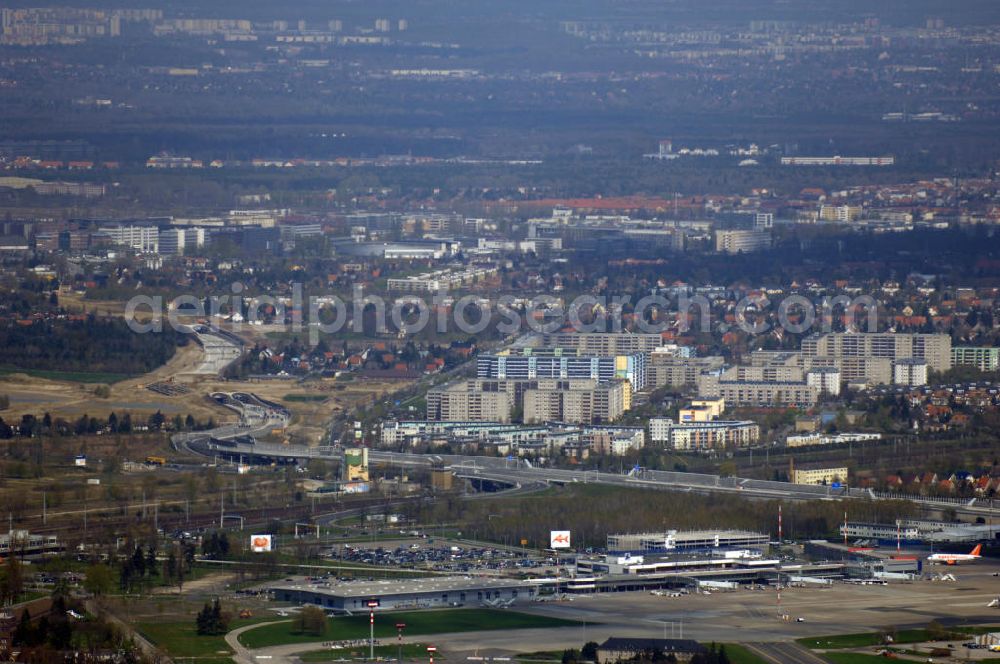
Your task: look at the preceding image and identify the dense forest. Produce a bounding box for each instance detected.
[0,316,181,377]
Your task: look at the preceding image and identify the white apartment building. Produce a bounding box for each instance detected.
[802,332,951,375]
[387,266,498,293]
[97,224,159,253]
[893,358,928,386]
[714,229,771,254]
[649,418,759,451]
[806,367,841,395]
[786,432,880,448]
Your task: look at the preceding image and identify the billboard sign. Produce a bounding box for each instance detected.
[250,534,273,552]
[550,530,571,549]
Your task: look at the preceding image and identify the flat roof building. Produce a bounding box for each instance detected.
[523,379,629,425]
[478,351,646,391]
[538,333,662,355]
[271,576,538,612]
[802,332,951,375]
[893,358,928,387]
[791,462,848,486]
[597,638,706,664]
[714,229,771,254]
[425,382,514,422]
[699,373,819,408]
[952,346,1000,372]
[606,529,769,555]
[840,522,920,543]
[647,356,725,390]
[649,418,759,451]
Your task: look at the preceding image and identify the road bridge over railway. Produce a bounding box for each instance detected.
[169,436,1000,519]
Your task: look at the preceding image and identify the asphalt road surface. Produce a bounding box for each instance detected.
[231,558,1000,662]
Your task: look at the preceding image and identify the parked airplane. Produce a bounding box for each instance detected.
[928,544,982,565]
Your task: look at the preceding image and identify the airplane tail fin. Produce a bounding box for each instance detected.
[971,544,983,556]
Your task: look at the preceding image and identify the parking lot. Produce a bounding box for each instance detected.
[330,540,560,575]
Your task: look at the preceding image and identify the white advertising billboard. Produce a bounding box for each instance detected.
[250,534,273,552]
[550,530,571,549]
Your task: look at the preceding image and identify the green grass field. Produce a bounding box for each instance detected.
[239,609,580,650]
[515,650,563,662]
[799,624,1000,650]
[823,654,899,663]
[137,616,272,662]
[722,644,770,664]
[0,365,131,383]
[283,394,328,402]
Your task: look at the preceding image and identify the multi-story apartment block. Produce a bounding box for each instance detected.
[780,156,894,166]
[425,382,513,422]
[647,356,725,389]
[802,332,951,375]
[96,224,159,253]
[893,358,928,387]
[819,204,862,222]
[477,350,646,391]
[699,370,819,408]
[649,417,759,451]
[805,367,841,395]
[523,379,628,425]
[791,463,849,486]
[538,333,662,355]
[387,266,498,292]
[2,8,122,45]
[952,346,1000,372]
[714,229,771,254]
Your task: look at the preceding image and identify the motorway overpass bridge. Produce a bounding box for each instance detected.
[175,439,1000,518]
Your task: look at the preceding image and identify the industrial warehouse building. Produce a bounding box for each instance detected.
[271,577,538,611]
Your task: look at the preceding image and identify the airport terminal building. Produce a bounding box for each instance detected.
[271,577,538,611]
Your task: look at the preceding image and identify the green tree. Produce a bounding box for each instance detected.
[196,599,229,635]
[0,555,24,603]
[83,563,114,597]
[926,620,952,641]
[718,460,737,477]
[561,649,580,664]
[294,605,327,636]
[13,609,33,646]
[165,549,177,585]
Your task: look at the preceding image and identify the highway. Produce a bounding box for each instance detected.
[174,441,1000,518]
[743,642,831,664]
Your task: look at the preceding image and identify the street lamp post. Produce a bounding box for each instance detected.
[367,600,379,660]
[396,622,406,662]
